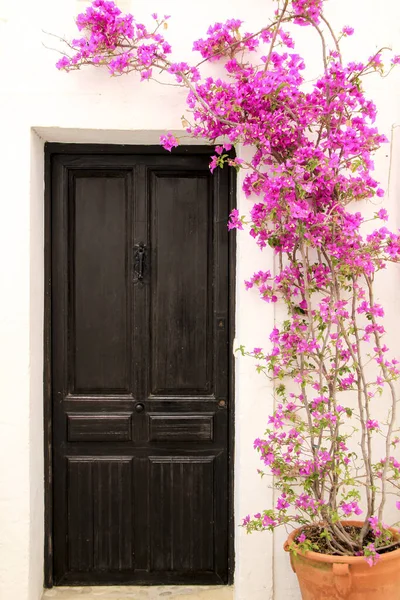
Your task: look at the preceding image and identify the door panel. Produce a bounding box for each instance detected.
[149,456,215,572]
[66,412,133,442]
[149,171,212,395]
[72,175,131,394]
[50,150,231,585]
[147,413,214,442]
[67,457,134,572]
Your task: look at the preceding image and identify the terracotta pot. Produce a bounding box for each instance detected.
[284,520,400,599]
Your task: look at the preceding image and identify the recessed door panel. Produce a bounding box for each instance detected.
[72,174,132,394]
[67,457,134,572]
[150,172,212,396]
[149,456,215,572]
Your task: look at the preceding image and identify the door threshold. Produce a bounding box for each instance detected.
[42,586,234,600]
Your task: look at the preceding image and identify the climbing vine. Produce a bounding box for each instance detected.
[57,0,400,564]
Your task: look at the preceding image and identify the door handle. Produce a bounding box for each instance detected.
[135,403,145,413]
[134,243,146,281]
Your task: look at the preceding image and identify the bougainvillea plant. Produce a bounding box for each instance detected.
[56,0,400,565]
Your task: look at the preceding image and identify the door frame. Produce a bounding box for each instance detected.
[43,143,236,588]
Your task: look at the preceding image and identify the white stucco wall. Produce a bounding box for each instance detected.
[1,1,400,599]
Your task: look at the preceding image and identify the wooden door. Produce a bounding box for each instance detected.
[48,147,232,586]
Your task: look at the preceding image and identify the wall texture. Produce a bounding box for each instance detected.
[1,1,400,599]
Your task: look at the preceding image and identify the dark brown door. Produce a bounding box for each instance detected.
[49,148,232,586]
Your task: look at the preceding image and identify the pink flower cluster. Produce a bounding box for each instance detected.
[292,0,323,24]
[56,0,173,78]
[193,19,259,61]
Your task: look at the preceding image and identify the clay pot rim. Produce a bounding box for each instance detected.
[284,520,400,564]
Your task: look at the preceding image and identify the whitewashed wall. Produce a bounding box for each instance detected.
[1,1,400,599]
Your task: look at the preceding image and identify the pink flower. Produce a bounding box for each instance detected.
[276,494,290,510]
[228,209,243,231]
[56,56,70,70]
[299,299,308,310]
[140,68,152,81]
[368,516,388,538]
[342,26,354,36]
[366,420,379,431]
[160,133,179,152]
[297,533,306,543]
[365,543,380,567]
[341,501,362,517]
[377,208,388,221]
[262,515,277,527]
